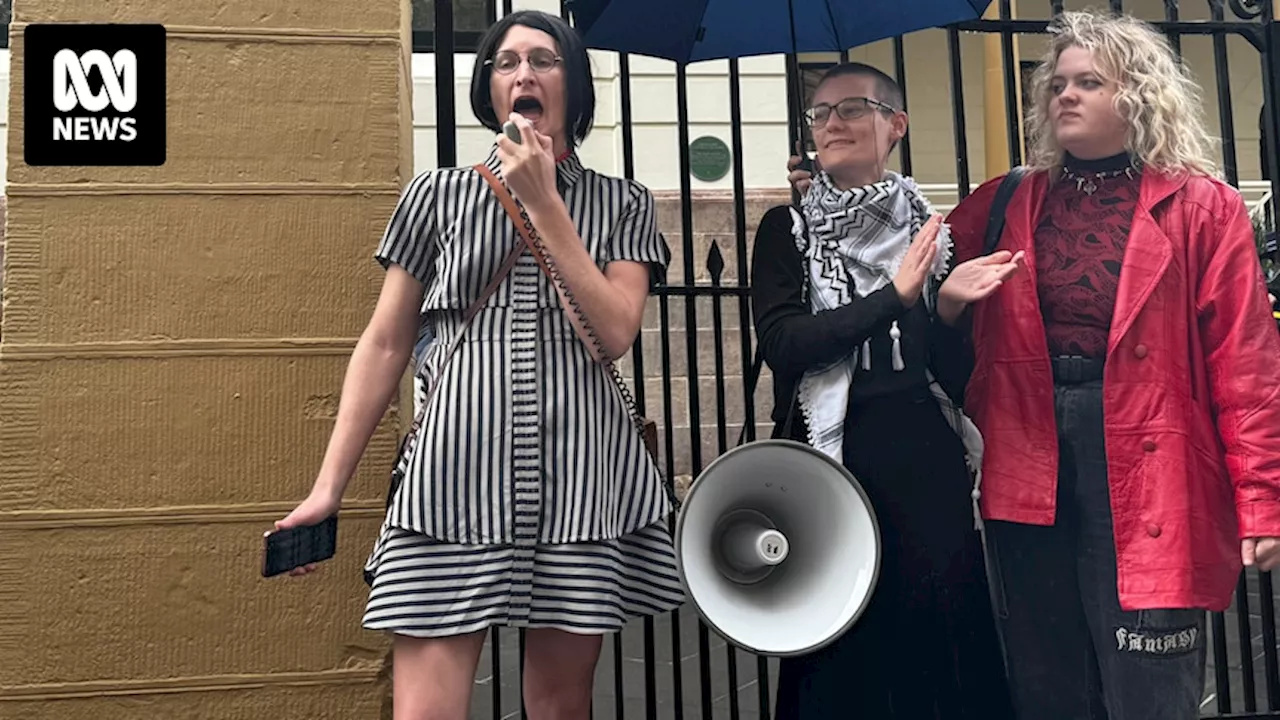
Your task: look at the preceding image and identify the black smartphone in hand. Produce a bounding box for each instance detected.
[261,514,338,578]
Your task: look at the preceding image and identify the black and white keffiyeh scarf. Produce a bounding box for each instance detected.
[789,170,986,528]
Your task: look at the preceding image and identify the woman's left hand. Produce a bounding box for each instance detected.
[1243,537,1280,571]
[496,112,558,210]
[936,250,1026,324]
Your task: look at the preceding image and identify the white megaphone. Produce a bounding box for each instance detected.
[674,439,881,656]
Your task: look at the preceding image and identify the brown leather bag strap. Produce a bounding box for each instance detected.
[395,163,525,460]
[475,164,553,276]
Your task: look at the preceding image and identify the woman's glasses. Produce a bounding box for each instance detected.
[804,96,897,127]
[487,49,562,75]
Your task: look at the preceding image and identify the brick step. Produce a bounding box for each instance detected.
[616,372,776,427]
[620,328,765,380]
[657,231,752,286]
[652,189,790,237]
[649,421,779,477]
[639,296,750,332]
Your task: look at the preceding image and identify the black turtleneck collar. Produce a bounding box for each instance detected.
[1063,151,1136,174]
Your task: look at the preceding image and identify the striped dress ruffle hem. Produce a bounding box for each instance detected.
[362,521,684,636]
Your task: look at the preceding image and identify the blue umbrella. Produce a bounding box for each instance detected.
[570,0,993,64]
[571,0,994,172]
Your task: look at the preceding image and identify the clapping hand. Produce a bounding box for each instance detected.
[893,215,943,307]
[936,250,1027,324]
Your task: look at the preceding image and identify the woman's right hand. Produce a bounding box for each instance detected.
[271,486,342,577]
[787,140,816,196]
[892,215,942,307]
[787,154,813,196]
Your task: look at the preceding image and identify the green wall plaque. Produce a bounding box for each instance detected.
[689,135,731,182]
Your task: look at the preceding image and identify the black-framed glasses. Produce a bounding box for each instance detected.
[486,48,562,75]
[804,96,898,127]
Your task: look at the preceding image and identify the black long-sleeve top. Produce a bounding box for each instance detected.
[749,205,973,442]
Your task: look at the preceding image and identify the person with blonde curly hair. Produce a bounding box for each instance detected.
[934,9,1280,719]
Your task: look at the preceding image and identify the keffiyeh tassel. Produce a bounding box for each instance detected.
[890,320,904,371]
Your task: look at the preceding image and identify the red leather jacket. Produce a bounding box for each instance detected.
[946,168,1280,612]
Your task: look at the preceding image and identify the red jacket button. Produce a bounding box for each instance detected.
[1134,344,1148,359]
[1148,524,1162,538]
[1143,440,1157,452]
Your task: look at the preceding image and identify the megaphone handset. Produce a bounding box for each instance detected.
[502,119,523,145]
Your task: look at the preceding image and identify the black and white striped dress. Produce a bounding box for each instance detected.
[361,147,685,637]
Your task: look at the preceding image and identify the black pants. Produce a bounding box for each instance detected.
[985,381,1206,720]
[774,389,1014,719]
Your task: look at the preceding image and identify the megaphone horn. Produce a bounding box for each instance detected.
[674,439,882,657]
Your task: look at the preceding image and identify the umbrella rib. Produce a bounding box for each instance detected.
[824,0,841,52]
[787,0,799,54]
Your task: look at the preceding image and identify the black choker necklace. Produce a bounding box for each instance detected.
[1061,162,1136,195]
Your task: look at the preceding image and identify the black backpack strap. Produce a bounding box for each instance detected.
[982,165,1029,256]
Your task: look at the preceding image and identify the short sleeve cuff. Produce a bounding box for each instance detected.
[606,184,670,288]
[373,170,437,286]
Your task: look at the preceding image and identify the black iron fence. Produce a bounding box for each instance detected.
[421,0,1280,717]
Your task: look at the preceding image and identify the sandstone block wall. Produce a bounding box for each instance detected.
[0,3,412,718]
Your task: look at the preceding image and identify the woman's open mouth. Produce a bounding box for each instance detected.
[513,96,543,123]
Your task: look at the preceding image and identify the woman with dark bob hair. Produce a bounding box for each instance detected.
[275,10,682,718]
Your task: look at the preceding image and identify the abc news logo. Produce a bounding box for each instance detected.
[54,49,139,142]
[24,24,166,166]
